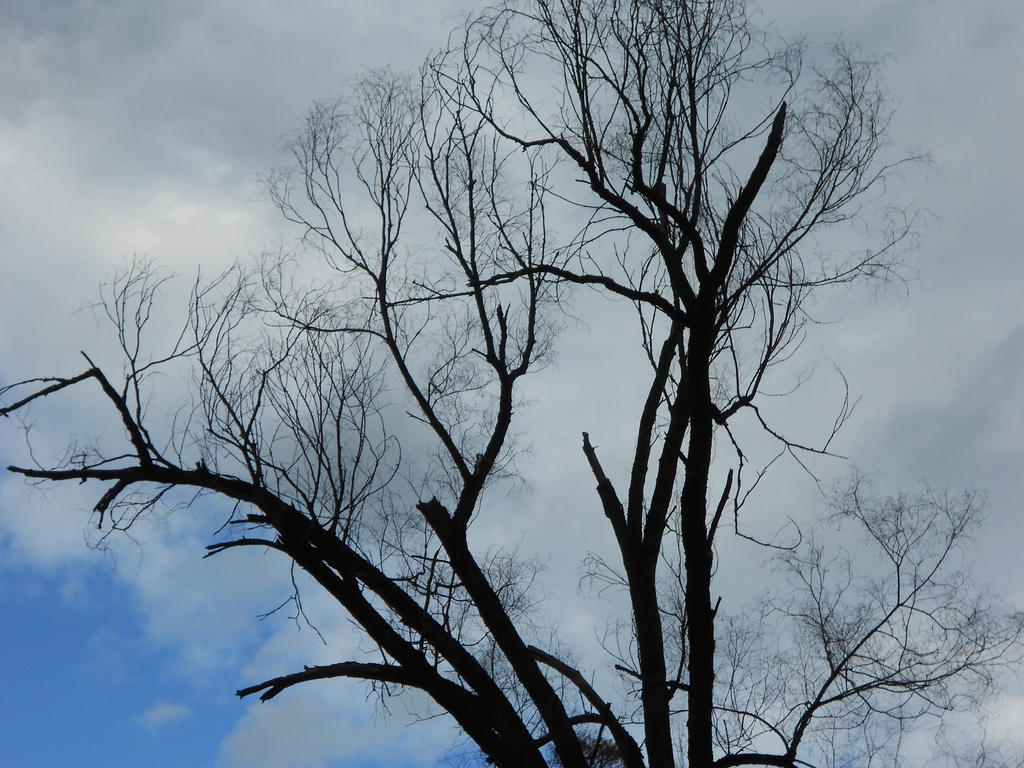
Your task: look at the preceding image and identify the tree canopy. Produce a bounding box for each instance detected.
[3,1,1021,766]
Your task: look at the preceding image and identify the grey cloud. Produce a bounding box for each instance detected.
[1,0,476,187]
[873,326,1024,485]
[856,326,1024,595]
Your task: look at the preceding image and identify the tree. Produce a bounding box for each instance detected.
[2,1,1021,766]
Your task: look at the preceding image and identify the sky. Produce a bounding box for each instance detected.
[1,1,1023,766]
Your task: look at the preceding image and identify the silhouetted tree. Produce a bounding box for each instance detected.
[551,731,624,768]
[3,1,1021,767]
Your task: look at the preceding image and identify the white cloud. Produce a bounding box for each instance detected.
[217,691,452,768]
[137,700,190,732]
[987,692,1024,744]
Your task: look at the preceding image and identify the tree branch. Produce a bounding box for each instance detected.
[238,661,416,702]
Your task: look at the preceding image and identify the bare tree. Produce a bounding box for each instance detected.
[2,2,1021,767]
[551,731,626,768]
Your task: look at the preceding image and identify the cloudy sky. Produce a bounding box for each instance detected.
[1,1,1022,766]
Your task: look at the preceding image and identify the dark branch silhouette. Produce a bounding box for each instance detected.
[2,2,1019,767]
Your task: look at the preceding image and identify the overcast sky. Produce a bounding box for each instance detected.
[1,1,1023,766]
